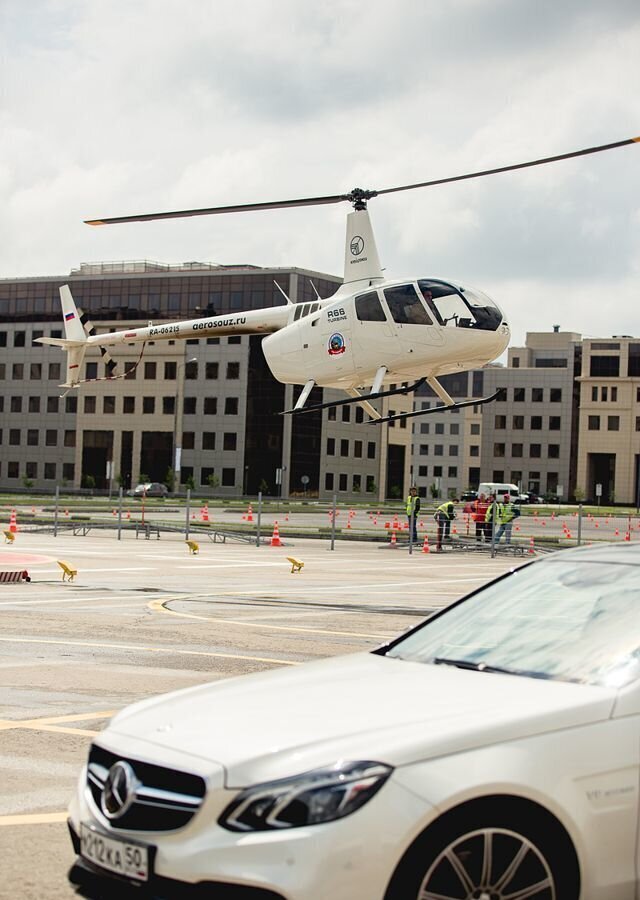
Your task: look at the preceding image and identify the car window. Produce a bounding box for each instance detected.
[386,560,640,687]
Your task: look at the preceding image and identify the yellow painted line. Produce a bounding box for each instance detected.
[0,636,297,667]
[16,724,101,736]
[148,599,391,640]
[0,812,68,827]
[0,711,115,731]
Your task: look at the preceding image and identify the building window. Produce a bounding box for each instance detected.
[419,444,429,455]
[45,429,57,446]
[162,396,175,415]
[25,461,37,479]
[353,474,362,492]
[590,356,619,377]
[223,433,237,451]
[367,442,376,459]
[449,445,458,457]
[418,465,428,477]
[224,397,238,415]
[28,396,40,413]
[493,470,504,482]
[12,364,23,380]
[591,386,598,401]
[325,472,334,491]
[611,387,618,402]
[530,444,541,458]
[549,416,561,430]
[204,397,218,415]
[64,430,76,447]
[448,466,458,478]
[164,362,177,380]
[47,396,59,413]
[222,467,236,486]
[144,362,157,379]
[62,463,75,481]
[355,407,364,423]
[420,423,430,434]
[9,429,20,446]
[530,416,542,430]
[44,462,56,480]
[514,388,525,402]
[607,415,620,431]
[84,396,96,414]
[339,473,348,491]
[512,357,520,368]
[450,423,459,435]
[185,361,198,380]
[14,332,26,347]
[548,444,560,458]
[550,388,562,402]
[203,432,215,450]
[327,438,335,455]
[340,439,349,457]
[532,388,543,402]
[433,466,443,477]
[182,432,195,449]
[227,336,241,345]
[513,416,524,429]
[205,362,219,379]
[493,443,505,457]
[123,396,135,413]
[200,467,214,486]
[8,461,19,478]
[65,395,77,414]
[86,361,99,379]
[103,396,116,414]
[124,362,137,379]
[30,363,42,379]
[434,444,444,456]
[226,362,240,379]
[143,397,155,414]
[27,429,38,446]
[512,444,523,458]
[11,396,22,413]
[435,423,444,435]
[588,415,600,430]
[495,415,506,429]
[354,440,363,458]
[470,445,479,457]
[342,405,351,423]
[470,423,480,435]
[327,407,336,421]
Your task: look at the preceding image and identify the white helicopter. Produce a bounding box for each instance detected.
[37,135,638,424]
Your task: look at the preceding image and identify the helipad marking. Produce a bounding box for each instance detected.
[0,710,116,732]
[148,599,392,639]
[0,636,297,666]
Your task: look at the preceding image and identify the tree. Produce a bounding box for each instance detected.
[573,486,585,502]
[258,478,270,495]
[82,474,96,490]
[185,474,196,491]
[430,483,440,499]
[207,473,220,490]
[165,468,176,491]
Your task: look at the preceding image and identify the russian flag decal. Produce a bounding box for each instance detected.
[65,312,75,321]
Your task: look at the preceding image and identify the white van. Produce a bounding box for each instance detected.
[477,482,522,501]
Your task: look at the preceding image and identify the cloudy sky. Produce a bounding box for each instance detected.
[1,0,639,348]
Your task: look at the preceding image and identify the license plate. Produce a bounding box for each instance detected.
[80,823,150,882]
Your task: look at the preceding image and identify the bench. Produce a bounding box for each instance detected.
[0,570,30,583]
[286,556,304,574]
[3,531,15,544]
[135,524,160,540]
[186,540,200,555]
[57,560,78,582]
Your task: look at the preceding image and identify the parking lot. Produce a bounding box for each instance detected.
[0,529,534,898]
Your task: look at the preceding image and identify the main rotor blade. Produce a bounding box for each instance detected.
[375,136,640,198]
[85,135,639,226]
[85,193,347,225]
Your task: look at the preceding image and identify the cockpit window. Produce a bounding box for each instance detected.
[384,285,433,326]
[418,280,502,332]
[355,291,387,322]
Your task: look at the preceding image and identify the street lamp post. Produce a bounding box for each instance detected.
[173,356,197,493]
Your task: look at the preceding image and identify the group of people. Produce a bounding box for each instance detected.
[405,488,519,550]
[469,492,520,544]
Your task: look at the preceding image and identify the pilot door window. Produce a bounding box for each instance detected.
[383,285,433,326]
[355,291,387,322]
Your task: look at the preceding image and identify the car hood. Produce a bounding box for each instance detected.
[108,652,616,787]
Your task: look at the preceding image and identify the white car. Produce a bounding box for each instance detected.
[68,542,640,899]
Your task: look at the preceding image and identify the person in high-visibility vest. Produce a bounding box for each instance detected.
[406,487,421,542]
[434,499,457,550]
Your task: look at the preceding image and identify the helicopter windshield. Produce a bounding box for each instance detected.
[418,280,502,332]
[383,284,433,325]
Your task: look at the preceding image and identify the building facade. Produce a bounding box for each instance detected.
[0,261,412,500]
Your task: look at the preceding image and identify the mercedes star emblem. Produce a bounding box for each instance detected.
[101,760,137,819]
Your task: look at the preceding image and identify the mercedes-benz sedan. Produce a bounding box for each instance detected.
[68,542,640,899]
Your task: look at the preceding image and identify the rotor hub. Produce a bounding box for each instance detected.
[343,187,378,210]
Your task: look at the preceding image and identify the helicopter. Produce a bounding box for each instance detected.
[37,135,639,425]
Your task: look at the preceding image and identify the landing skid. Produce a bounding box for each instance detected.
[282,377,427,416]
[372,390,501,425]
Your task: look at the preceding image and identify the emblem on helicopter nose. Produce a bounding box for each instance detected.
[350,235,365,256]
[328,333,346,355]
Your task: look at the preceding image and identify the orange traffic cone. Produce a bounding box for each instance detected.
[9,509,17,533]
[390,530,397,547]
[270,521,283,547]
[625,531,631,541]
[201,504,209,522]
[422,534,430,554]
[529,537,535,554]
[247,505,253,522]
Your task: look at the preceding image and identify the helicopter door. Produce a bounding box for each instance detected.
[351,290,403,378]
[383,284,445,352]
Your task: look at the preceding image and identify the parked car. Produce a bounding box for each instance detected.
[460,490,478,502]
[68,542,640,899]
[126,482,168,499]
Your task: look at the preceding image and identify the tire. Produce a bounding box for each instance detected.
[384,799,579,900]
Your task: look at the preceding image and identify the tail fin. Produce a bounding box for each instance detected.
[34,285,87,388]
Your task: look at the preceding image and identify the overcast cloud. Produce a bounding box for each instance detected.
[1,0,639,348]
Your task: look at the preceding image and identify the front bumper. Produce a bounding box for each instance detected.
[68,771,434,900]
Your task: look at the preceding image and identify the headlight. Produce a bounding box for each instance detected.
[219,760,393,831]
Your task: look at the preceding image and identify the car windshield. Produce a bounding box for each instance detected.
[386,559,640,687]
